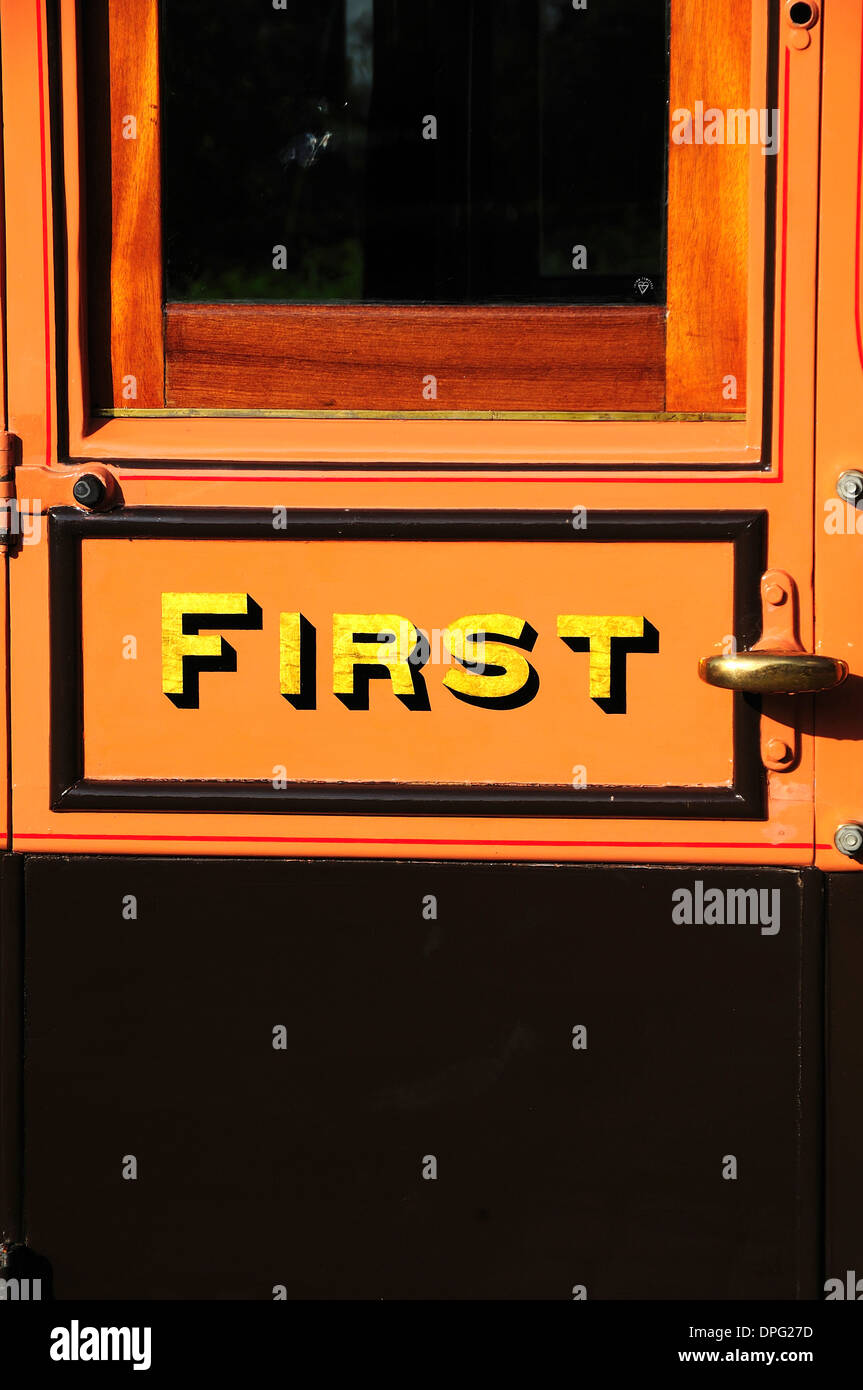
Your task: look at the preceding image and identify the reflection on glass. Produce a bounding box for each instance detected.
[162,0,668,304]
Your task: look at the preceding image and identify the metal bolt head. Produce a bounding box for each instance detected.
[786,0,819,28]
[72,473,107,509]
[834,823,863,857]
[764,583,787,607]
[836,470,863,505]
[765,738,792,765]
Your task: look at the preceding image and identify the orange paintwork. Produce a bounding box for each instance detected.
[0,1,851,865]
[82,537,734,788]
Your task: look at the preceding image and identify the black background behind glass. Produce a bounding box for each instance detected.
[161,0,668,304]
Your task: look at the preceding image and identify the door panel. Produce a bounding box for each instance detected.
[2,3,826,863]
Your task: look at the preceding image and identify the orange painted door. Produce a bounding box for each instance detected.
[0,0,847,870]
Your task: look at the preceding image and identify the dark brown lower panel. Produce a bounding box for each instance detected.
[0,854,23,1250]
[20,858,821,1299]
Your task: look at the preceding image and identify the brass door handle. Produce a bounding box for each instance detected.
[699,570,850,694]
[699,652,848,694]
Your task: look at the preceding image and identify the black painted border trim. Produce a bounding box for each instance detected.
[49,507,766,818]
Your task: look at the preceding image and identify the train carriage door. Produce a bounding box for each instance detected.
[0,0,851,1300]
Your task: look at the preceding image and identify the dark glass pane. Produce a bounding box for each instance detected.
[161,0,668,304]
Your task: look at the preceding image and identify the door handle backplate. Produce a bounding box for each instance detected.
[698,569,848,695]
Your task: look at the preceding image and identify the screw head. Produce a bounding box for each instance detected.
[72,473,107,509]
[834,823,863,857]
[836,471,863,504]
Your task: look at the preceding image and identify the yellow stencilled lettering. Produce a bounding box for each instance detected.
[443,614,538,709]
[332,614,429,710]
[279,611,316,709]
[557,614,657,713]
[162,592,262,709]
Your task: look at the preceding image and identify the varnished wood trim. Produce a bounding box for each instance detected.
[106,0,163,408]
[666,0,751,413]
[88,5,756,418]
[165,304,666,414]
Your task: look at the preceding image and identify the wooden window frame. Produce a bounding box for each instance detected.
[83,0,752,420]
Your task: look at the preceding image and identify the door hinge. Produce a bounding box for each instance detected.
[0,434,21,552]
[0,440,122,553]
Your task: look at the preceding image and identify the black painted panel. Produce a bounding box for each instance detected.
[0,853,23,1248]
[22,858,820,1299]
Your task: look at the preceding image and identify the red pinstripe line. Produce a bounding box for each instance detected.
[49,31,794,486]
[12,831,814,849]
[36,2,52,468]
[855,8,863,371]
[776,46,792,486]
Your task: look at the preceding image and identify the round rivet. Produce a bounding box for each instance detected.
[764,583,787,606]
[834,823,863,857]
[72,473,107,509]
[765,738,792,764]
[788,29,811,50]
